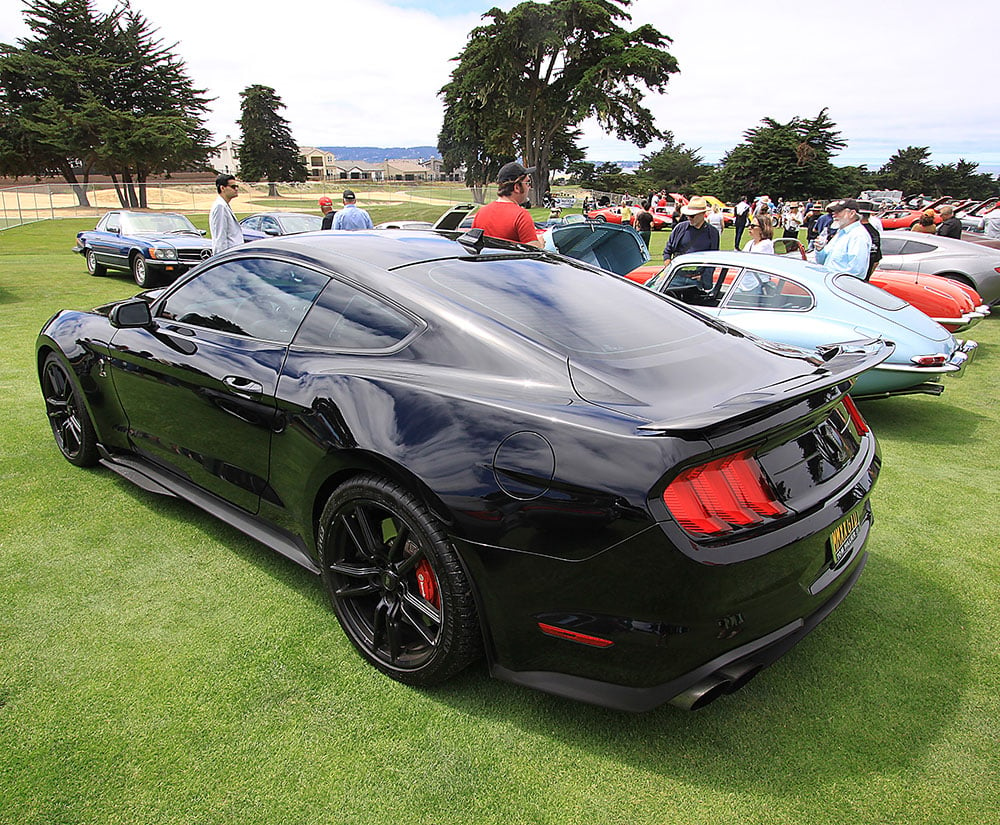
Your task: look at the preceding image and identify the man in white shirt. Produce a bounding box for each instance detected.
[815,198,871,279]
[209,174,244,255]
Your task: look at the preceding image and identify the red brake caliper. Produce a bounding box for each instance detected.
[414,559,440,608]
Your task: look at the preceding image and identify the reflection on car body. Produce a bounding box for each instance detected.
[39,229,887,712]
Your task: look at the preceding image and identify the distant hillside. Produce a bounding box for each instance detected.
[318,146,441,162]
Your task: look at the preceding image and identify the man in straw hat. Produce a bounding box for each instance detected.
[662,196,720,267]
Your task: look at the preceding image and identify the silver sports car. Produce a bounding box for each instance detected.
[878,231,1000,304]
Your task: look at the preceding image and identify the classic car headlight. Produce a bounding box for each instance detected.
[149,246,178,260]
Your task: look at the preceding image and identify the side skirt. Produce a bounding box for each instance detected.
[97,446,321,575]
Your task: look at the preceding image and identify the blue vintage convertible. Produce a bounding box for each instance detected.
[73,210,213,287]
[644,251,977,399]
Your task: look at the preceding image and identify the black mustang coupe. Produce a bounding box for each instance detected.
[38,229,887,711]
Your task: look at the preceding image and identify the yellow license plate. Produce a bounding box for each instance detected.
[830,504,866,566]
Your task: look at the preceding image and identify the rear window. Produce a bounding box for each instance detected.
[422,256,710,357]
[833,274,908,310]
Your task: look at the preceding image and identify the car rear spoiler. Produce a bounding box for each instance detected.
[637,338,893,433]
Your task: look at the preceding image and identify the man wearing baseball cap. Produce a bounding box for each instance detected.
[319,196,336,230]
[815,198,872,279]
[471,161,544,247]
[332,189,373,230]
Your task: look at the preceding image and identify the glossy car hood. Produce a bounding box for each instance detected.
[131,231,210,246]
[548,221,649,276]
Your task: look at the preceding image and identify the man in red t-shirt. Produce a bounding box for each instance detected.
[472,162,544,247]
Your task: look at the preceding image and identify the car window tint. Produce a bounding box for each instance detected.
[293,279,418,351]
[901,240,936,254]
[879,236,906,255]
[262,217,280,233]
[833,274,908,310]
[242,216,260,231]
[424,257,712,357]
[158,258,328,342]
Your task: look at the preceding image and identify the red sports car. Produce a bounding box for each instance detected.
[878,208,942,231]
[586,206,671,230]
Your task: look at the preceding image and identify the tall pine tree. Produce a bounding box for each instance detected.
[237,85,307,197]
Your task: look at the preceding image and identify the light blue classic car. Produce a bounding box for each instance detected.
[644,251,977,399]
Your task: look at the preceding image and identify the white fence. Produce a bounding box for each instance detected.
[0,180,491,230]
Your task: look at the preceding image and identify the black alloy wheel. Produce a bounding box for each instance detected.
[318,475,482,686]
[85,248,107,277]
[41,353,99,467]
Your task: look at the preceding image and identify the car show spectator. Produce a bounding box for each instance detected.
[911,209,938,234]
[812,205,836,250]
[209,174,244,255]
[634,201,654,247]
[332,190,373,230]
[936,205,963,239]
[662,196,720,266]
[782,203,804,239]
[319,196,336,229]
[805,205,824,245]
[858,202,882,280]
[743,216,775,254]
[707,205,725,236]
[471,162,544,247]
[984,202,1000,239]
[815,198,872,279]
[733,196,751,250]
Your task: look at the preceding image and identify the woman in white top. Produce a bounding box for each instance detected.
[707,206,725,234]
[743,215,774,254]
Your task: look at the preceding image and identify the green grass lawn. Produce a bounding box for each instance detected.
[1,218,998,825]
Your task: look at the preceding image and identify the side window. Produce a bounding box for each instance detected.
[293,278,418,351]
[261,216,280,234]
[242,216,260,231]
[657,264,735,307]
[879,237,907,255]
[901,240,936,254]
[725,269,814,311]
[158,258,328,343]
[105,214,120,233]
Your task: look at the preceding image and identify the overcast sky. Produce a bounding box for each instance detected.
[4,0,998,170]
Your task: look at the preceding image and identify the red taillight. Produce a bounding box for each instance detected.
[842,394,869,435]
[910,354,947,367]
[663,450,787,537]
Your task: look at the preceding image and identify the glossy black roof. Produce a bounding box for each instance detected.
[255,228,525,272]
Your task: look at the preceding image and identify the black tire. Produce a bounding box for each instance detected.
[594,215,607,222]
[131,254,158,288]
[85,248,107,277]
[318,475,482,686]
[41,353,99,467]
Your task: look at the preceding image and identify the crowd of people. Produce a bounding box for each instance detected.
[207,167,1000,272]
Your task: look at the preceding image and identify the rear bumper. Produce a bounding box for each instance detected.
[492,551,868,712]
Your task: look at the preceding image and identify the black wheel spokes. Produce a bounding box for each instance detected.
[331,497,443,669]
[44,366,80,456]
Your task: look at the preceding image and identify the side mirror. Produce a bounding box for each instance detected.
[109,299,153,329]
